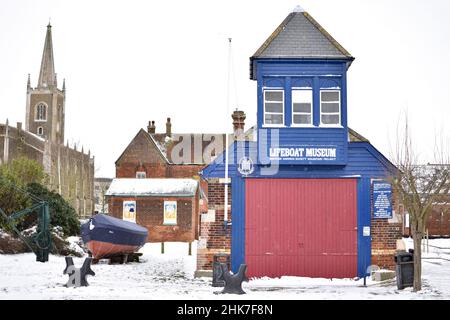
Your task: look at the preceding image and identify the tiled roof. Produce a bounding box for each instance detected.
[250,11,354,79]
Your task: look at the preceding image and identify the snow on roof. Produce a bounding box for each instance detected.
[105,178,198,197]
[147,133,171,163]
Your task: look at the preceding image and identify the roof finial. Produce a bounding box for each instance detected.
[62,78,66,91]
[293,5,305,13]
[48,18,51,28]
[27,73,31,89]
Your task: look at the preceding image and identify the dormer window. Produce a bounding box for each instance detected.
[320,90,341,126]
[35,103,47,121]
[263,90,284,126]
[292,89,313,126]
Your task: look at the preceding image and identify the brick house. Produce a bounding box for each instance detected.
[106,178,200,242]
[108,115,252,242]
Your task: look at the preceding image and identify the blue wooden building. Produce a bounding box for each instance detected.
[200,8,400,279]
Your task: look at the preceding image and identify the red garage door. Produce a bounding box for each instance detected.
[245,178,357,279]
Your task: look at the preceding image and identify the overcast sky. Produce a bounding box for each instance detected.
[1,0,449,177]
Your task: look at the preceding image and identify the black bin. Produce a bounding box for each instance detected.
[395,249,414,290]
[212,253,230,287]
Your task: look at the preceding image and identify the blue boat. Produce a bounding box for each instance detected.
[81,214,148,259]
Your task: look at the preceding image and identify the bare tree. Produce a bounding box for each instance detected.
[391,115,449,291]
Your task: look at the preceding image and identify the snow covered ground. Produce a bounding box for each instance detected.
[0,239,449,300]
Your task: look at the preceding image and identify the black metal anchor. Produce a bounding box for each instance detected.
[218,263,249,295]
[63,257,95,287]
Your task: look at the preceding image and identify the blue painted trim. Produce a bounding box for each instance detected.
[285,77,292,126]
[313,76,320,126]
[231,176,245,273]
[363,143,398,175]
[341,67,348,128]
[357,177,372,278]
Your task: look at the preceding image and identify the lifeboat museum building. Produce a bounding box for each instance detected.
[197,9,403,279]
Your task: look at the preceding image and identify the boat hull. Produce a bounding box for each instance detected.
[81,214,148,260]
[86,240,141,259]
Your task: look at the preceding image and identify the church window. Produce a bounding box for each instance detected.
[35,103,47,121]
[37,127,44,135]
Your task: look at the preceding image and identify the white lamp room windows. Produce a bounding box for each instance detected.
[320,90,341,126]
[35,103,47,121]
[37,127,43,136]
[263,90,284,126]
[136,171,146,179]
[292,89,313,126]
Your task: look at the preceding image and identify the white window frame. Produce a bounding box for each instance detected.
[136,171,146,179]
[35,102,48,122]
[37,127,43,135]
[263,89,285,127]
[291,88,313,127]
[320,90,341,127]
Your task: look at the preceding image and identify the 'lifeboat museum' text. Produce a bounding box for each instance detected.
[269,147,337,161]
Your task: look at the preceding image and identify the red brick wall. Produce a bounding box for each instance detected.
[403,203,450,237]
[197,180,232,271]
[371,190,403,270]
[107,195,198,242]
[116,163,167,178]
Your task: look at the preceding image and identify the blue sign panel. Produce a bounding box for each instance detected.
[257,128,348,166]
[269,146,337,162]
[373,181,392,219]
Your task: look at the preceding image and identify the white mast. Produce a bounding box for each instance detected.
[224,38,232,226]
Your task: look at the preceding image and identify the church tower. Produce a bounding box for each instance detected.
[25,23,65,145]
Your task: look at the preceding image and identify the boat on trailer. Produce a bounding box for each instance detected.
[81,214,148,263]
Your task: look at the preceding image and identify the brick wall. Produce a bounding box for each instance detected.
[108,195,197,242]
[116,163,167,178]
[196,180,232,272]
[403,202,450,237]
[371,219,402,269]
[371,191,403,270]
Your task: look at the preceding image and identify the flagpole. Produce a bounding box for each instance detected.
[224,38,232,228]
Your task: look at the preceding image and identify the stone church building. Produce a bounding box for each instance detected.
[0,24,94,218]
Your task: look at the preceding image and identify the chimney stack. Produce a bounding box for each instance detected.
[147,120,156,134]
[166,118,172,137]
[17,122,22,131]
[232,110,246,140]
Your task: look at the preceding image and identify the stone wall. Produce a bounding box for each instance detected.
[0,122,94,218]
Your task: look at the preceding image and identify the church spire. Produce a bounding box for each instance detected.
[38,23,56,89]
[27,73,31,91]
